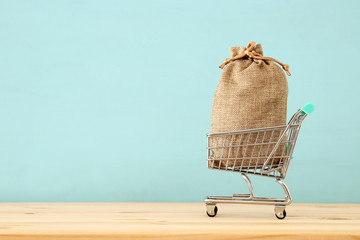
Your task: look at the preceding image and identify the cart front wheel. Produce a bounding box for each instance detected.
[206,205,218,217]
[275,209,286,220]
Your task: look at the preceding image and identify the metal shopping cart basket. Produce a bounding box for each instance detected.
[204,103,314,219]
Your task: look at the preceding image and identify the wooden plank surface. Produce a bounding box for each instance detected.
[0,203,359,239]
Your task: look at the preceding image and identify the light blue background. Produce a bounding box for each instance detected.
[0,0,359,203]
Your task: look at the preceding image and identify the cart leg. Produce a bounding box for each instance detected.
[273,178,292,220]
[276,178,292,204]
[233,173,254,199]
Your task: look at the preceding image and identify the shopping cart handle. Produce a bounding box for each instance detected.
[300,103,315,115]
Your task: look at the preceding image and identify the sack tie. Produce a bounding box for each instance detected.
[219,41,291,76]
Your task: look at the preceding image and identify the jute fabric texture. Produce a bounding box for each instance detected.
[210,42,289,169]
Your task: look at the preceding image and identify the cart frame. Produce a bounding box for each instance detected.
[204,103,314,219]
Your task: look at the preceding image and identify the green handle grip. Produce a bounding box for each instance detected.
[300,103,315,115]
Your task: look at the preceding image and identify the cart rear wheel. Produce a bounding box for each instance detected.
[206,206,218,217]
[275,209,286,220]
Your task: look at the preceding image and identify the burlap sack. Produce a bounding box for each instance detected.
[210,42,289,169]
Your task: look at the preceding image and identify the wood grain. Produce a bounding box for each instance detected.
[0,203,359,239]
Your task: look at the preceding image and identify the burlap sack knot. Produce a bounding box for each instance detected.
[219,41,291,76]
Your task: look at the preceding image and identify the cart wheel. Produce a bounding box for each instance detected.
[206,205,218,217]
[275,209,286,220]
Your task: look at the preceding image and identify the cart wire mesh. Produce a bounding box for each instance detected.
[207,110,306,179]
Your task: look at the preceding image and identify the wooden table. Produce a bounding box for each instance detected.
[1,203,359,239]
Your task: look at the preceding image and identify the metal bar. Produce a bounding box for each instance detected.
[240,133,251,172]
[261,111,303,174]
[204,198,292,205]
[207,124,300,137]
[204,177,292,205]
[207,139,296,149]
[241,173,254,199]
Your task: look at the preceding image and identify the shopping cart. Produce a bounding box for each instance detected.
[204,103,314,219]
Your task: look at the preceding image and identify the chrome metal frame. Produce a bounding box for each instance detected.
[204,109,309,218]
[205,174,292,206]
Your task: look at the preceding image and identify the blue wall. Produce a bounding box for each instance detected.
[0,0,359,202]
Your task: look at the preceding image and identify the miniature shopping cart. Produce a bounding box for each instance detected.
[204,103,314,219]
